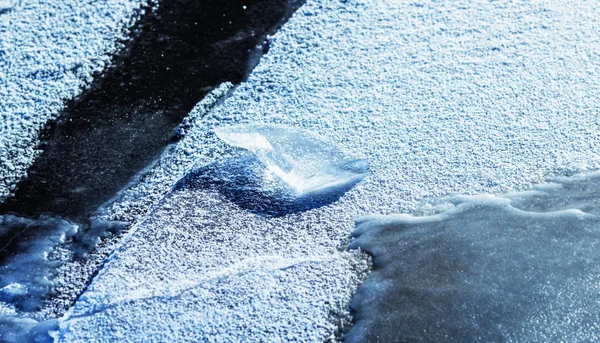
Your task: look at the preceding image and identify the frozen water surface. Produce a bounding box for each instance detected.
[215,124,370,196]
[0,0,304,339]
[347,172,600,342]
[0,216,78,312]
[57,0,600,340]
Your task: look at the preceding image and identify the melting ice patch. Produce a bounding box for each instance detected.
[347,172,600,342]
[214,124,370,197]
[0,215,128,343]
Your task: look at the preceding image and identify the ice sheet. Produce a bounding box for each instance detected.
[0,0,16,13]
[0,215,128,327]
[347,172,600,342]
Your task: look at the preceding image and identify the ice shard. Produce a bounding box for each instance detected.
[214,124,370,197]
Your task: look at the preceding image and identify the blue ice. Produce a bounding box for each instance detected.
[214,124,370,197]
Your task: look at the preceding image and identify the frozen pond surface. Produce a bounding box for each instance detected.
[348,172,600,342]
[2,0,600,341]
[0,0,148,201]
[0,0,304,339]
[59,0,600,341]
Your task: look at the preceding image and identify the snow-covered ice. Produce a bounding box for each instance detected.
[347,172,600,342]
[53,0,600,341]
[0,0,148,201]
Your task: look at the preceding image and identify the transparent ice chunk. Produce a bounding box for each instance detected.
[214,124,370,196]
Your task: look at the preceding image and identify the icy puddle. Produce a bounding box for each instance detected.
[347,172,600,342]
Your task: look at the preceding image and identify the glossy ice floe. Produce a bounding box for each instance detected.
[347,172,600,342]
[214,124,370,197]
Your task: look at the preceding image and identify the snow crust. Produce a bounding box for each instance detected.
[0,0,148,201]
[347,172,600,342]
[58,0,600,341]
[0,0,16,13]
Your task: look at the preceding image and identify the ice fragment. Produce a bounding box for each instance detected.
[214,124,370,196]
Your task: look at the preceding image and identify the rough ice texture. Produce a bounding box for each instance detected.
[347,172,600,342]
[0,215,129,325]
[59,183,369,342]
[0,0,148,201]
[60,0,600,341]
[0,216,78,313]
[0,0,17,13]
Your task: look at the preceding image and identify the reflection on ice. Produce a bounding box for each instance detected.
[0,216,78,312]
[347,172,600,342]
[0,316,57,343]
[214,124,370,196]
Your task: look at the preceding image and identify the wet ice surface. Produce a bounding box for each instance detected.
[0,0,303,338]
[0,216,78,312]
[0,216,126,326]
[0,316,56,343]
[347,172,600,342]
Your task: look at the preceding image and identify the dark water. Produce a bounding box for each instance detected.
[0,0,303,315]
